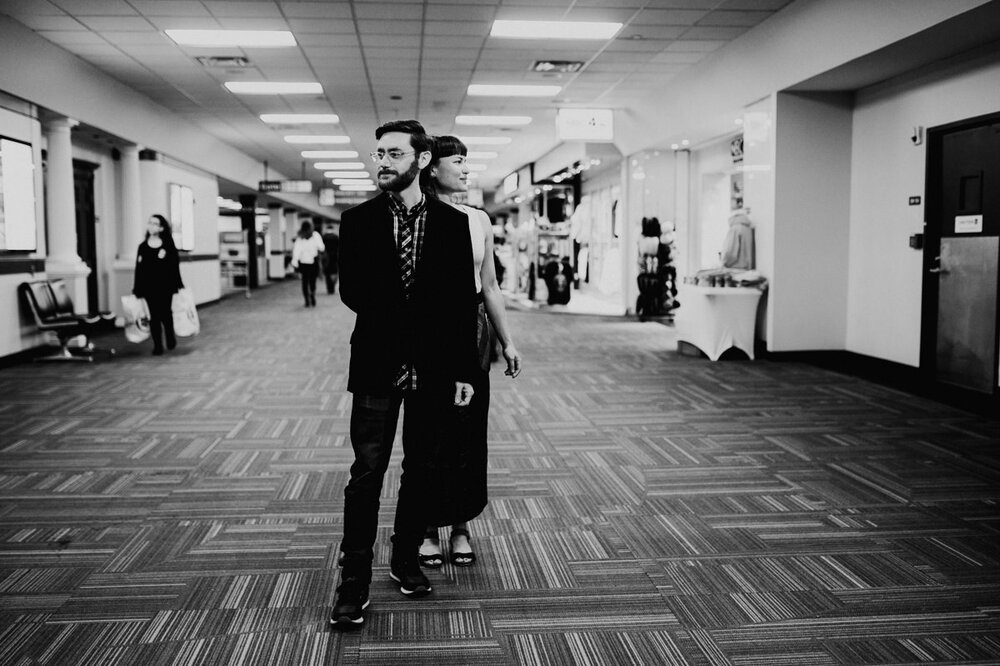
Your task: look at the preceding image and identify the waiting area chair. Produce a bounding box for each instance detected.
[18,279,116,362]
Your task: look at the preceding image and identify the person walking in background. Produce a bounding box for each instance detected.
[321,222,340,295]
[331,120,479,627]
[418,135,522,569]
[133,214,183,356]
[291,220,325,307]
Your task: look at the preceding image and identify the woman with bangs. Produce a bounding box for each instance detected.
[418,135,523,567]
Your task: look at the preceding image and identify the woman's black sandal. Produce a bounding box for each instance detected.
[419,536,444,568]
[449,527,476,567]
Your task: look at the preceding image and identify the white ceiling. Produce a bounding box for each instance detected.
[1,0,796,200]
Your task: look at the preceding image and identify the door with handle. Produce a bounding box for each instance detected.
[923,115,1000,394]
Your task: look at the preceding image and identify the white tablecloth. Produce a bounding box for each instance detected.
[674,285,763,360]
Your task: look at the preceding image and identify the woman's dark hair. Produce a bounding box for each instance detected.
[147,214,177,250]
[420,135,468,199]
[298,220,314,239]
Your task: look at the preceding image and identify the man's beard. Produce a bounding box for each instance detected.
[377,158,421,193]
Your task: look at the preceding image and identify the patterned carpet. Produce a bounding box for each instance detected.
[1,279,998,666]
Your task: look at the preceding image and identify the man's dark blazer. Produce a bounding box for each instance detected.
[339,192,479,395]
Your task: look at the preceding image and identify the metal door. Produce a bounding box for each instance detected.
[935,237,998,391]
[924,116,1000,394]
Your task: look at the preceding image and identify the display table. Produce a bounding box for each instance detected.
[674,285,764,360]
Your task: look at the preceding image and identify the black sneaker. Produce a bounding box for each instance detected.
[330,577,370,626]
[389,553,432,597]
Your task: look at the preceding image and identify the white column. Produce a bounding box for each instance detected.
[620,158,634,315]
[43,117,90,311]
[283,208,297,257]
[675,149,692,282]
[119,144,144,262]
[268,204,284,279]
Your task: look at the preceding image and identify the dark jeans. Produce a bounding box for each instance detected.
[324,270,338,294]
[340,388,449,578]
[147,292,175,351]
[299,263,319,303]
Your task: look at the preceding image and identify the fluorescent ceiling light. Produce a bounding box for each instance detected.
[468,84,560,97]
[314,161,365,170]
[456,115,531,126]
[166,29,296,47]
[284,135,350,144]
[467,164,488,172]
[491,20,622,40]
[261,113,339,124]
[302,150,359,159]
[339,184,378,191]
[468,151,499,160]
[224,82,322,95]
[331,178,374,185]
[458,136,512,146]
[323,171,370,178]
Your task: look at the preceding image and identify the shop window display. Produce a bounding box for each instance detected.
[635,216,679,321]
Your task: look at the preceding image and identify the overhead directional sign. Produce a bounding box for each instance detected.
[258,180,312,193]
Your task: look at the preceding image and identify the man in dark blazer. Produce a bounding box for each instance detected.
[331,120,479,627]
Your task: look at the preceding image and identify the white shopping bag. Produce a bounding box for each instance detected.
[121,295,150,343]
[172,288,200,337]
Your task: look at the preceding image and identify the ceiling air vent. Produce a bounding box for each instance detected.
[196,56,252,68]
[530,60,584,73]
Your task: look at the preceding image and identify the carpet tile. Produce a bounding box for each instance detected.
[1,279,999,664]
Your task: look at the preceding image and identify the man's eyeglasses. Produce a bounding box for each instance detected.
[370,149,415,164]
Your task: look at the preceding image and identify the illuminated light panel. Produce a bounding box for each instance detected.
[284,135,350,144]
[323,171,370,178]
[491,20,622,40]
[467,84,560,97]
[314,162,365,170]
[302,150,359,159]
[458,136,512,146]
[261,113,339,124]
[456,115,531,126]
[339,184,378,191]
[167,29,295,47]
[468,151,498,159]
[331,178,374,185]
[224,82,322,95]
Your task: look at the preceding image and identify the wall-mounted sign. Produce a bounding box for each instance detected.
[502,172,519,196]
[955,214,983,234]
[258,179,312,194]
[730,135,744,164]
[556,108,613,142]
[318,187,336,206]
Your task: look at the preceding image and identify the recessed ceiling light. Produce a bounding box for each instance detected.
[261,113,340,124]
[458,136,513,146]
[225,82,322,95]
[167,30,296,47]
[468,84,560,97]
[330,178,373,185]
[284,135,350,144]
[456,115,532,126]
[302,150,359,159]
[468,151,498,159]
[491,20,622,40]
[323,171,370,178]
[314,162,365,170]
[339,184,378,191]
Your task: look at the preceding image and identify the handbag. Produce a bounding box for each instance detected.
[172,288,200,337]
[120,295,150,343]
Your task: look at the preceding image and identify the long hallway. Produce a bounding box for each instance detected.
[1,280,998,666]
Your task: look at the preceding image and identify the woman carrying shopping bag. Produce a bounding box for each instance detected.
[133,214,183,356]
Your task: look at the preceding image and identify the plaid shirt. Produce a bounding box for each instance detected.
[386,193,427,391]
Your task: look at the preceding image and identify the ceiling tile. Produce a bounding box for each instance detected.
[49,0,137,15]
[354,3,423,20]
[13,15,83,30]
[634,9,708,25]
[0,0,65,16]
[424,4,496,21]
[680,25,748,39]
[424,21,490,36]
[617,25,687,40]
[649,51,707,64]
[102,31,173,45]
[128,1,210,17]
[298,33,360,47]
[146,17,224,30]
[718,0,792,9]
[697,10,769,27]
[356,19,422,35]
[215,17,292,29]
[287,18,355,34]
[76,16,154,30]
[360,34,422,47]
[281,3,353,19]
[202,2,283,17]
[37,30,108,44]
[665,39,725,52]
